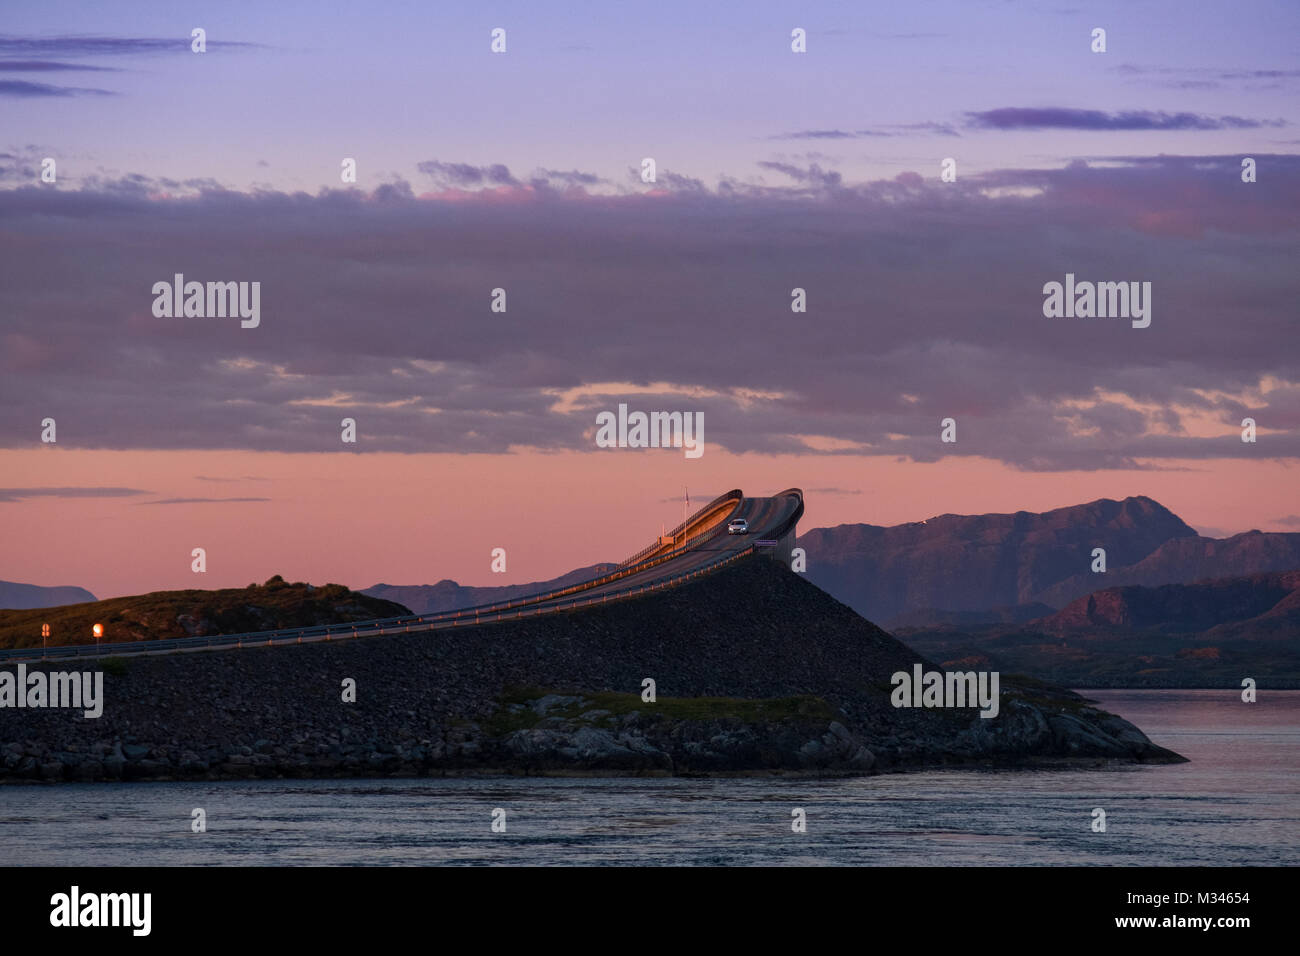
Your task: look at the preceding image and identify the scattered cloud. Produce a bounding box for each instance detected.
[0,79,115,97]
[1115,64,1300,91]
[0,34,265,56]
[0,60,119,72]
[136,497,271,505]
[891,121,960,137]
[773,129,859,141]
[0,154,1296,471]
[532,167,605,188]
[0,487,149,502]
[0,33,268,97]
[652,169,707,192]
[756,161,842,187]
[417,160,520,188]
[772,122,959,140]
[966,107,1284,131]
[0,145,47,182]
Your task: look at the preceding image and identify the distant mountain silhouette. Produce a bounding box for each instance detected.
[0,580,97,610]
[363,563,619,615]
[362,496,1300,629]
[897,570,1300,687]
[1035,530,1300,608]
[1037,570,1300,641]
[798,496,1198,623]
[886,603,1058,630]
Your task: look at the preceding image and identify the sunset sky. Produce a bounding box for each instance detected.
[2,1,1298,599]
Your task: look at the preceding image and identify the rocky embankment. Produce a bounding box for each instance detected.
[0,557,1183,782]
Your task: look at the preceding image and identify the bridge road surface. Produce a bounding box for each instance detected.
[513,491,801,613]
[0,490,803,662]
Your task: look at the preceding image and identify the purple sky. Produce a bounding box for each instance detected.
[1,1,1298,597]
[2,0,1297,189]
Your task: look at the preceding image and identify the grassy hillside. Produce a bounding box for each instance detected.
[0,575,412,650]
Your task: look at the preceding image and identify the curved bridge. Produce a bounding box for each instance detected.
[0,488,803,662]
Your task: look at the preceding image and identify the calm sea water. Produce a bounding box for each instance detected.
[2,690,1295,866]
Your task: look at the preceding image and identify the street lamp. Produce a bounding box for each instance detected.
[41,623,49,660]
[683,486,689,546]
[92,622,103,649]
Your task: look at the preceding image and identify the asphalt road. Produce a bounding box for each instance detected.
[513,491,801,612]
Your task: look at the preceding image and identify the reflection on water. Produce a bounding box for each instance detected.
[1,690,1295,866]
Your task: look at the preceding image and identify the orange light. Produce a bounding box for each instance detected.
[92,623,103,639]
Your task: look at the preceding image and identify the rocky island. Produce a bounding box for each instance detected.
[0,557,1183,782]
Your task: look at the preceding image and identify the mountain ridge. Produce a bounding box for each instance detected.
[362,563,618,615]
[0,580,98,611]
[896,569,1300,687]
[800,495,1200,623]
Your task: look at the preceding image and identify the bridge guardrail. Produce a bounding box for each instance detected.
[619,489,742,567]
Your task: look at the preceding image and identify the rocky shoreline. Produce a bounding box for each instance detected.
[0,693,1182,783]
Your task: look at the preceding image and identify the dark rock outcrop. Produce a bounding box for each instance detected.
[0,557,1182,782]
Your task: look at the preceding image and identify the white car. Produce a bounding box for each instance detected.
[727,518,749,535]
